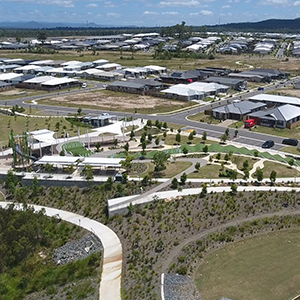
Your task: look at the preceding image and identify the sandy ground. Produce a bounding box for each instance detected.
[277,89,300,97]
[49,91,181,110]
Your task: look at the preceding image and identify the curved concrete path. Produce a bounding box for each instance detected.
[0,201,122,300]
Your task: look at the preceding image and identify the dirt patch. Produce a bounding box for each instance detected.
[275,89,300,98]
[48,90,182,110]
[0,89,26,96]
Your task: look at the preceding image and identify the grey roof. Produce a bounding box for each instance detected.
[250,94,300,106]
[250,104,300,122]
[129,78,162,87]
[108,80,145,89]
[213,101,266,115]
[205,76,244,85]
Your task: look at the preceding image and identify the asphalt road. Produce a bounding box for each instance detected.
[2,77,298,150]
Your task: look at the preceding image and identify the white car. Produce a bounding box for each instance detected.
[82,83,87,88]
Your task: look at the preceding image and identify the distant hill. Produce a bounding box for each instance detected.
[206,18,300,33]
[0,21,116,29]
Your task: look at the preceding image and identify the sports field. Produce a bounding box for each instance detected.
[62,141,93,157]
[195,229,300,300]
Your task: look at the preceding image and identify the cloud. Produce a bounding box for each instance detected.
[294,1,300,5]
[37,0,75,7]
[106,12,120,17]
[162,11,179,15]
[143,10,159,15]
[86,3,98,7]
[104,1,117,7]
[201,9,213,15]
[259,0,290,5]
[222,4,231,8]
[158,0,200,7]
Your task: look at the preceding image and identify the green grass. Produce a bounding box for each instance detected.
[139,161,192,178]
[262,161,300,178]
[0,114,87,146]
[251,125,300,140]
[281,146,300,156]
[163,134,203,146]
[195,229,300,300]
[187,112,220,124]
[62,141,93,157]
[188,164,242,179]
[228,120,244,129]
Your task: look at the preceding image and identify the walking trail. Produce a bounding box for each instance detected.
[0,200,122,300]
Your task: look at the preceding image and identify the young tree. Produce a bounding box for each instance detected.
[243,169,249,181]
[163,131,167,139]
[220,133,227,143]
[77,107,82,115]
[152,151,170,172]
[182,147,188,155]
[230,170,238,181]
[141,141,147,155]
[147,133,153,142]
[171,177,178,189]
[188,132,194,143]
[95,142,101,152]
[231,183,238,194]
[253,150,259,158]
[113,139,118,148]
[255,167,264,183]
[162,122,168,129]
[175,132,181,144]
[224,153,230,162]
[202,131,207,141]
[288,158,295,168]
[216,152,221,160]
[270,170,277,185]
[234,129,239,138]
[225,128,229,136]
[130,129,135,140]
[195,162,200,172]
[200,183,207,197]
[82,165,94,180]
[155,120,161,129]
[146,119,152,127]
[123,142,129,153]
[203,145,209,154]
[155,137,160,146]
[243,160,249,170]
[180,172,187,185]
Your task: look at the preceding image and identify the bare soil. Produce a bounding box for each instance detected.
[49,90,181,110]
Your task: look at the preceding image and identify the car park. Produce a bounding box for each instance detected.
[282,138,298,146]
[262,140,274,148]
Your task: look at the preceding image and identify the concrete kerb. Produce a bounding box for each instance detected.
[0,201,122,300]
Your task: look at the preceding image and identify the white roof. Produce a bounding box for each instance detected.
[77,68,104,75]
[78,157,123,167]
[0,73,22,80]
[161,84,204,97]
[29,60,54,65]
[93,59,109,64]
[249,94,300,106]
[188,82,229,93]
[61,60,82,66]
[144,65,167,71]
[28,129,56,143]
[41,77,78,86]
[35,156,80,165]
[97,63,121,68]
[23,76,56,84]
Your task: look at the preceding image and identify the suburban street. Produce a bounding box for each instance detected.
[2,77,298,151]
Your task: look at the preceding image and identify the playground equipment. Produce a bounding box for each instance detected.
[10,131,37,166]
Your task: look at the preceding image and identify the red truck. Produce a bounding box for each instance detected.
[244,119,256,128]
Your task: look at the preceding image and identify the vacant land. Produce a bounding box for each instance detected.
[251,125,300,140]
[0,50,299,73]
[196,229,300,300]
[0,88,47,101]
[39,89,195,114]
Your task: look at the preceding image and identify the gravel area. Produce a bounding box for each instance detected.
[164,273,202,300]
[53,234,103,265]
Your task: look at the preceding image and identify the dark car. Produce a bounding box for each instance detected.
[257,87,264,91]
[262,140,274,148]
[282,138,298,146]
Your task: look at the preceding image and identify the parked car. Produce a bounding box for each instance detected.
[82,83,87,88]
[282,138,298,146]
[262,140,274,148]
[257,87,264,91]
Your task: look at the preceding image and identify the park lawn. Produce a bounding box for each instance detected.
[251,125,300,140]
[188,164,242,179]
[261,161,300,178]
[281,146,300,156]
[0,114,83,146]
[195,229,300,300]
[163,133,203,146]
[187,112,220,125]
[231,155,258,171]
[139,161,192,178]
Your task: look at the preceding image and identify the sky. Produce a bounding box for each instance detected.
[1,0,300,27]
